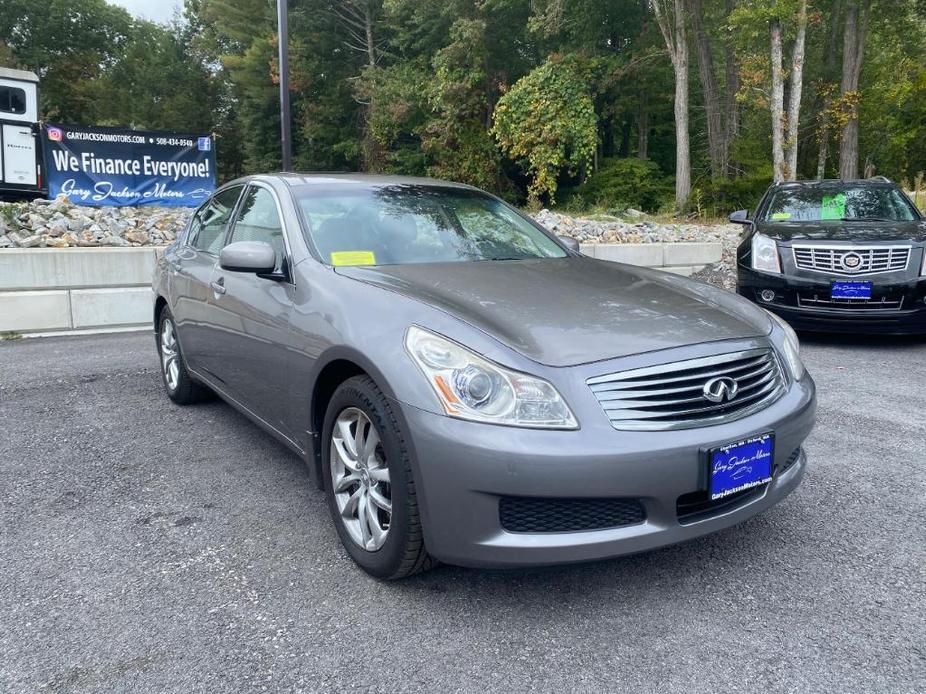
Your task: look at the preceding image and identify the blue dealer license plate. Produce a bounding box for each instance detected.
[709,434,774,500]
[831,281,872,300]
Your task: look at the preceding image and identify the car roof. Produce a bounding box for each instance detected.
[769,177,897,190]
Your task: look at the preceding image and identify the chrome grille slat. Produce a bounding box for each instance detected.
[600,369,778,409]
[797,293,904,311]
[588,354,769,390]
[589,349,786,431]
[602,378,781,420]
[792,244,910,276]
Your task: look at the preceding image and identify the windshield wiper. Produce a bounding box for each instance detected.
[840,217,894,222]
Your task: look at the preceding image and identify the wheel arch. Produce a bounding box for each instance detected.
[153,295,168,331]
[307,347,407,490]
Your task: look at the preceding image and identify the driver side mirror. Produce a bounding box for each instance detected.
[558,236,581,253]
[729,209,750,224]
[220,241,277,274]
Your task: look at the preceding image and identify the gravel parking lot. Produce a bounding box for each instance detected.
[1,331,924,693]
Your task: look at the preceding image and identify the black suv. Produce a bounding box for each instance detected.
[733,177,926,334]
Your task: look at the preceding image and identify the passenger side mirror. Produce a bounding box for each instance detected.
[558,236,581,253]
[729,209,750,224]
[220,241,277,274]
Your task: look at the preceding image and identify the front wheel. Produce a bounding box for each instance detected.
[322,376,434,579]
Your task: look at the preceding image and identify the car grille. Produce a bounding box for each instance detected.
[797,293,904,310]
[676,447,801,523]
[499,497,646,533]
[792,245,910,275]
[587,349,786,431]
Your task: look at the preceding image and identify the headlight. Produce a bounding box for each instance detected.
[764,310,804,380]
[751,233,781,273]
[921,249,925,276]
[404,326,578,429]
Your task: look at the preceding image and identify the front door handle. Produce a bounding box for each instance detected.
[210,277,226,295]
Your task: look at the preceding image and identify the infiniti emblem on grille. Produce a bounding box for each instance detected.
[842,252,862,270]
[703,376,739,403]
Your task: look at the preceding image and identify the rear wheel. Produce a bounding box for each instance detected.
[322,375,434,579]
[157,308,210,405]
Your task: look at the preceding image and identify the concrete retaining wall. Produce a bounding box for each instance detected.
[0,242,722,336]
[0,248,159,335]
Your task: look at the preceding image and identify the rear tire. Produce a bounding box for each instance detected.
[322,375,435,579]
[157,308,210,405]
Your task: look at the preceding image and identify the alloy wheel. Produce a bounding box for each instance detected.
[329,407,392,551]
[160,318,180,391]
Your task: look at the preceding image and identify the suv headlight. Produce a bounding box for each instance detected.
[921,248,925,276]
[764,310,804,380]
[405,326,578,429]
[752,232,782,273]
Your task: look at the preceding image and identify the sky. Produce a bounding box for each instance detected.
[108,0,181,24]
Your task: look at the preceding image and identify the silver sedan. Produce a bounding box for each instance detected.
[152,174,816,579]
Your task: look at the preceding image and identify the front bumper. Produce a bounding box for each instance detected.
[394,375,816,569]
[738,266,926,334]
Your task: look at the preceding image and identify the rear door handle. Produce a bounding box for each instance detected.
[210,277,226,295]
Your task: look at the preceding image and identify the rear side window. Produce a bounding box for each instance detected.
[0,86,26,115]
[189,186,243,254]
[228,187,286,264]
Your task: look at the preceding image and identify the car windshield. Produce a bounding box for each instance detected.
[292,184,567,266]
[763,186,918,223]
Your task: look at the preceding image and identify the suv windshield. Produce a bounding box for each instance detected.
[763,185,919,223]
[293,184,567,266]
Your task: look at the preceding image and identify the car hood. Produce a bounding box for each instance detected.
[336,257,772,367]
[756,220,926,243]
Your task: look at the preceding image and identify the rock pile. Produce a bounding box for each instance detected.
[531,208,740,290]
[0,196,192,249]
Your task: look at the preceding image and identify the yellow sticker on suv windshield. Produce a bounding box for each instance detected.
[330,251,376,266]
[771,212,792,220]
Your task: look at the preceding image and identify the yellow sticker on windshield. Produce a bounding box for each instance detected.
[771,212,792,220]
[330,250,376,266]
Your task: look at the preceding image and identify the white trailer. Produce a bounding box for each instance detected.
[0,67,45,199]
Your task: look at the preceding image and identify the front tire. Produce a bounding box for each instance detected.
[322,375,434,579]
[157,308,210,405]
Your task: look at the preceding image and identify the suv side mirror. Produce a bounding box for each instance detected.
[558,236,581,253]
[729,209,750,224]
[220,241,276,273]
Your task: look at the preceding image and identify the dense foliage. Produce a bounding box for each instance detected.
[1,0,925,211]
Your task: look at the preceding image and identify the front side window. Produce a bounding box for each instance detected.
[228,187,286,265]
[763,186,918,223]
[190,186,243,254]
[0,86,26,114]
[293,185,567,266]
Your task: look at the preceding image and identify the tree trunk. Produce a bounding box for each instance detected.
[816,0,842,179]
[838,0,871,179]
[637,89,649,159]
[784,0,807,180]
[770,19,785,182]
[653,0,690,208]
[690,0,724,179]
[723,0,739,177]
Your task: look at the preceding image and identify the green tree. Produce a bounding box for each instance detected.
[492,56,597,204]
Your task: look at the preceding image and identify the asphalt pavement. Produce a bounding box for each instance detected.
[1,331,924,693]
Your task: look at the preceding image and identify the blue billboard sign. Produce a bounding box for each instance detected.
[43,123,215,207]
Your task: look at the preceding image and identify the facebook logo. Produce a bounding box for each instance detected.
[197,137,212,152]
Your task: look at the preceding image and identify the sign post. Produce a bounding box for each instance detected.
[277,0,292,171]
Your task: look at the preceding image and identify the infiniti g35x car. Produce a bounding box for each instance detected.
[734,177,926,334]
[152,174,816,579]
